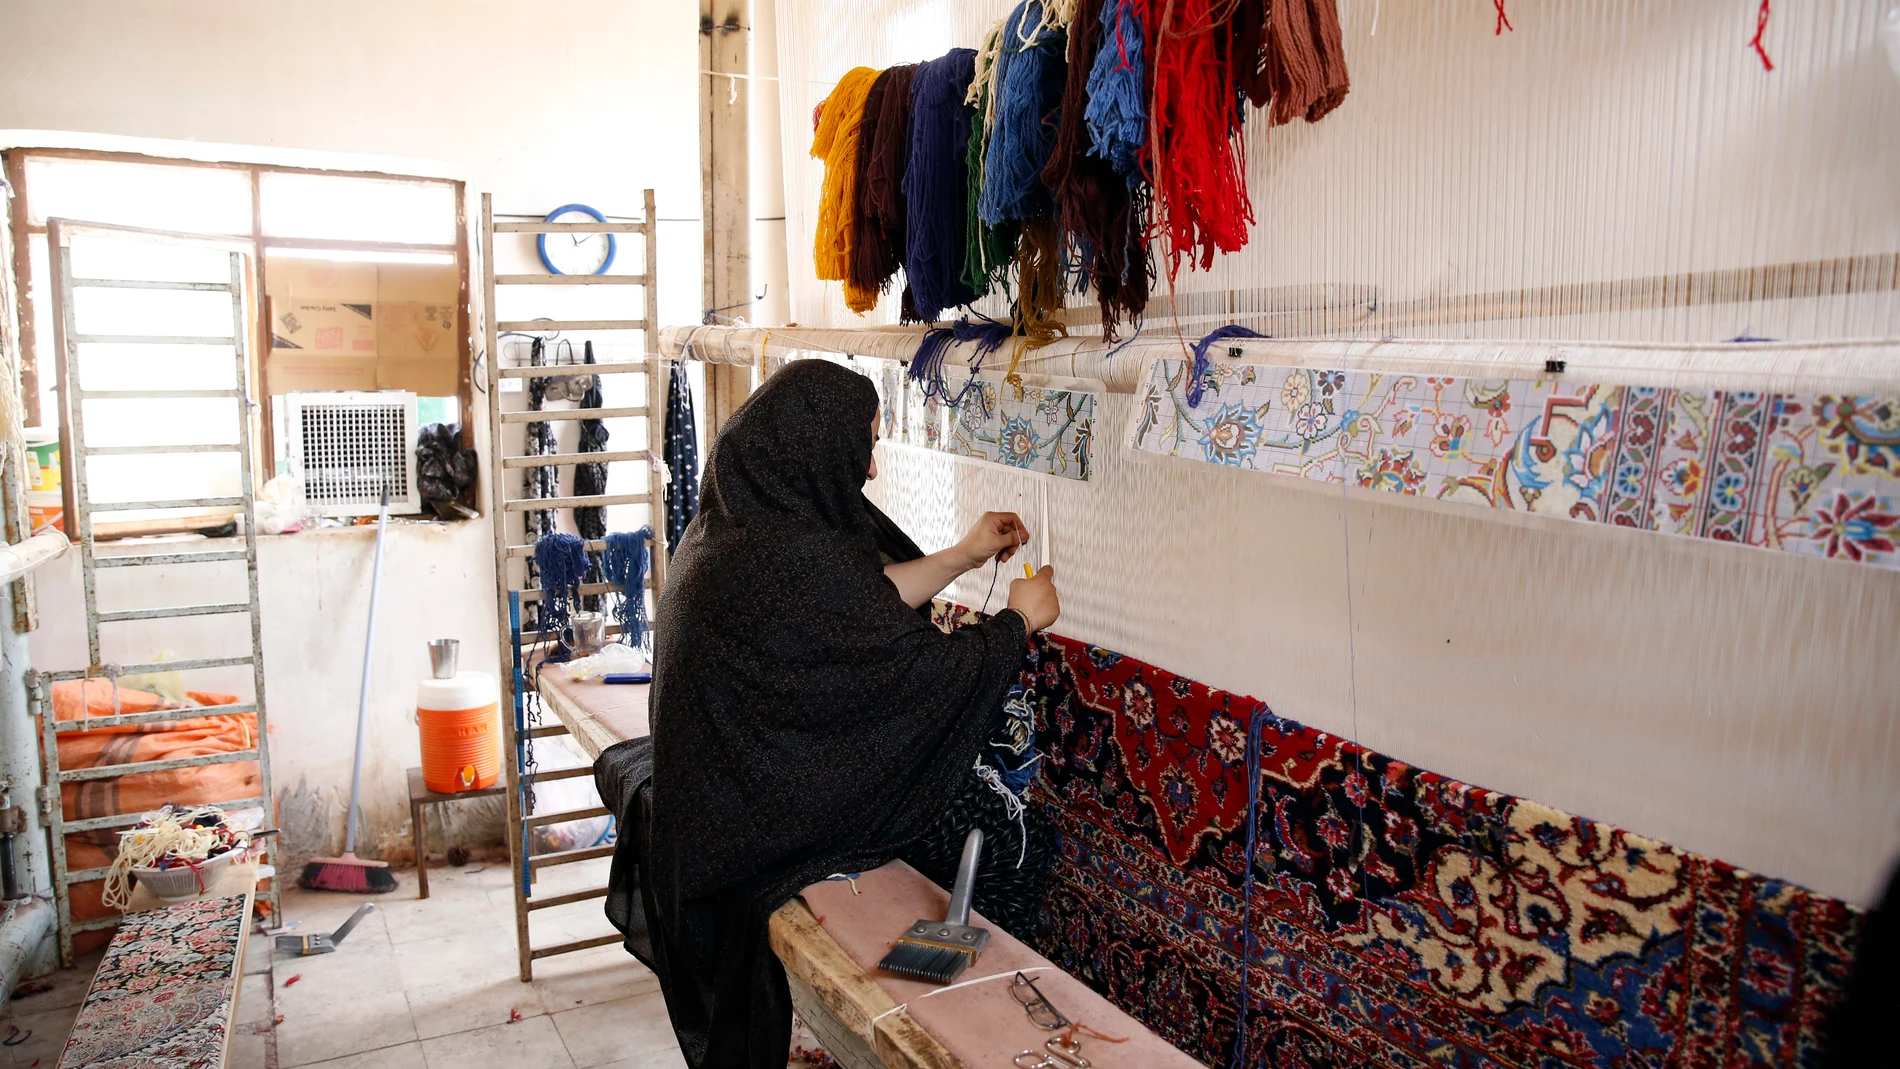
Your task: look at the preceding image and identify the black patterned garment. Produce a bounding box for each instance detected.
[619,361,1029,1069]
[662,361,699,556]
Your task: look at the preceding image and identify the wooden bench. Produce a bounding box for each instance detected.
[58,861,258,1069]
[540,663,1200,1069]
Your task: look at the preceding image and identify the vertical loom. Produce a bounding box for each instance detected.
[481,191,668,981]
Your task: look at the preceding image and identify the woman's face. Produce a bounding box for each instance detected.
[867,412,880,481]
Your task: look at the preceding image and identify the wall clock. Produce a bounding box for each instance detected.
[537,203,617,275]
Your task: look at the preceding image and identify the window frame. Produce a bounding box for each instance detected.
[3,146,473,534]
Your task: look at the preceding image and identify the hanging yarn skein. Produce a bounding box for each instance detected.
[904,48,983,320]
[908,316,1014,407]
[849,66,918,309]
[1085,0,1150,183]
[1184,324,1267,407]
[963,20,1018,299]
[1260,0,1350,126]
[601,527,654,650]
[533,532,590,638]
[1045,0,1149,342]
[978,0,1068,228]
[1147,0,1254,276]
[811,66,881,313]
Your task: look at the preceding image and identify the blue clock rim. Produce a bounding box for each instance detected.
[536,203,617,275]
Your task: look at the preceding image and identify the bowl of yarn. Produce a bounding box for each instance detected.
[107,805,250,907]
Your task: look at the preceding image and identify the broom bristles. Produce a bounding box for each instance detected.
[299,853,398,894]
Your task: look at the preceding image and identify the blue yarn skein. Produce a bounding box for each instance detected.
[1186,326,1269,408]
[532,532,589,636]
[904,48,982,321]
[908,316,1014,407]
[601,528,653,649]
[978,1,1068,227]
[1085,0,1147,183]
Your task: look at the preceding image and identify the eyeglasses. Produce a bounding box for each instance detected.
[1009,971,1070,1030]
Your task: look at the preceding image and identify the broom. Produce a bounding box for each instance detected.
[299,481,399,894]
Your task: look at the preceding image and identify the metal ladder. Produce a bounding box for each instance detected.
[36,219,278,965]
[481,192,668,981]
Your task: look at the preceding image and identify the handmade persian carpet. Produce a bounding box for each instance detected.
[930,608,1863,1067]
[60,894,248,1068]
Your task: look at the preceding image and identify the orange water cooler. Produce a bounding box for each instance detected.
[416,672,500,793]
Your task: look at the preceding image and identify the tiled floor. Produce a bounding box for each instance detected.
[1,858,688,1068]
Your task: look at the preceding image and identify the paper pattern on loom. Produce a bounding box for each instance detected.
[875,361,1096,480]
[1129,357,1900,568]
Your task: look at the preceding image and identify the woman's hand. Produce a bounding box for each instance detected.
[957,511,1030,571]
[1006,565,1060,633]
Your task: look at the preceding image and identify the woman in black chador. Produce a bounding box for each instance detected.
[599,359,1061,1069]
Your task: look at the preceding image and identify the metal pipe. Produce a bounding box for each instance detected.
[0,532,66,586]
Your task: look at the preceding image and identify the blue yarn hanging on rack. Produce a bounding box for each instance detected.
[904,48,982,321]
[908,316,1014,407]
[601,528,653,649]
[978,0,1068,227]
[1085,0,1148,183]
[1186,325,1269,408]
[533,532,589,638]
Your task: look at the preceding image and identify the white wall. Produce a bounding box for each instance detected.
[0,0,704,864]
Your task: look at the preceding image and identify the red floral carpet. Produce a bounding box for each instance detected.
[61,894,247,1069]
[997,628,1862,1068]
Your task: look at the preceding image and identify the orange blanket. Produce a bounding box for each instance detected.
[49,679,261,949]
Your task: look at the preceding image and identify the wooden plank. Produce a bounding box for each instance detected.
[503,493,648,512]
[494,221,648,234]
[499,362,646,379]
[495,320,648,332]
[500,450,650,467]
[766,899,904,1050]
[501,406,647,424]
[494,274,646,286]
[536,673,622,762]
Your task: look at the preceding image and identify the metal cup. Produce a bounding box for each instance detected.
[570,612,606,656]
[427,639,459,679]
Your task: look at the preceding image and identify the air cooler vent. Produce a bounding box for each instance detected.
[286,392,422,516]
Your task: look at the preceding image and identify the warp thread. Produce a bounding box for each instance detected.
[909,316,1014,407]
[978,0,1069,227]
[602,527,654,650]
[1084,0,1149,181]
[1184,324,1266,407]
[811,66,881,312]
[533,532,589,638]
[904,49,983,320]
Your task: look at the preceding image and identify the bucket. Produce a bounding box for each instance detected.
[27,490,62,535]
[416,671,499,794]
[23,430,58,493]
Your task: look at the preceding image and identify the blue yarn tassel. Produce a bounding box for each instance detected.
[533,532,589,637]
[1085,0,1147,183]
[978,1,1068,226]
[601,528,653,650]
[908,316,1014,407]
[904,48,982,321]
[1186,325,1268,408]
